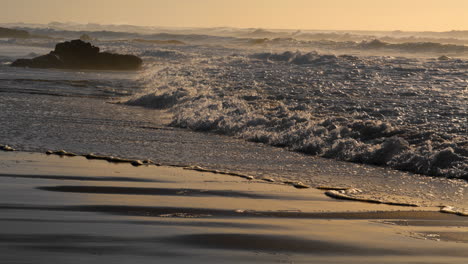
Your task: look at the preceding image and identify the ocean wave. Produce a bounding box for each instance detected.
[250,51,360,65]
[126,87,192,109]
[126,51,467,180]
[359,39,467,54]
[244,37,467,56]
[0,64,139,98]
[139,49,189,59]
[132,39,186,45]
[169,98,467,179]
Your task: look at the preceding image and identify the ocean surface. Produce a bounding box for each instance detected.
[0,25,467,209]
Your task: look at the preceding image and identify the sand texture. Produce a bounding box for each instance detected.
[0,152,467,263]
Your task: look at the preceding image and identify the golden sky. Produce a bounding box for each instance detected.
[1,0,467,31]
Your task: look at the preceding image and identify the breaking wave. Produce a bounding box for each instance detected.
[245,37,467,56]
[250,51,359,65]
[126,51,468,180]
[359,39,467,54]
[140,49,188,59]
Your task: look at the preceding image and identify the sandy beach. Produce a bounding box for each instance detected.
[0,151,466,264]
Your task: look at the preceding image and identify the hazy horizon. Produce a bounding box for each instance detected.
[1,0,467,32]
[3,21,468,34]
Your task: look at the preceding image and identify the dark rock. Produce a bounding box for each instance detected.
[12,54,64,68]
[11,39,142,70]
[96,52,143,70]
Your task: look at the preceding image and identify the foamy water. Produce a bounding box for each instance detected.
[0,26,466,209]
[125,46,467,180]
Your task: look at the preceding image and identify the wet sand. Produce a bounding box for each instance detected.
[0,151,467,263]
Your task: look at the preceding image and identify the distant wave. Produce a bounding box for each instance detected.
[247,38,466,55]
[250,51,359,65]
[4,24,467,56]
[132,39,186,45]
[245,29,468,45]
[359,39,467,54]
[139,49,188,59]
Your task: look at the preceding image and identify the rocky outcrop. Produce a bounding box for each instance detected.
[11,39,142,70]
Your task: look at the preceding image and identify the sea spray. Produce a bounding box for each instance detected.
[126,51,467,179]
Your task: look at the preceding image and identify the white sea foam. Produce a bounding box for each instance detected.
[126,50,467,179]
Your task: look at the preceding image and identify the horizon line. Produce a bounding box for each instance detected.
[1,21,467,34]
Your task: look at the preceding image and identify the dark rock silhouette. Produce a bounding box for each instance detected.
[11,39,142,70]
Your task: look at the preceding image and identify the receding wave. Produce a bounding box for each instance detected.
[126,51,467,180]
[0,73,138,98]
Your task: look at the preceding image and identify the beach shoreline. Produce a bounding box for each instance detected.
[0,151,467,263]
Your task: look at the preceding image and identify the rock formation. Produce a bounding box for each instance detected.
[11,39,142,70]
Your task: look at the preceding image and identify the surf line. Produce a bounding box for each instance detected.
[5,146,467,213]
